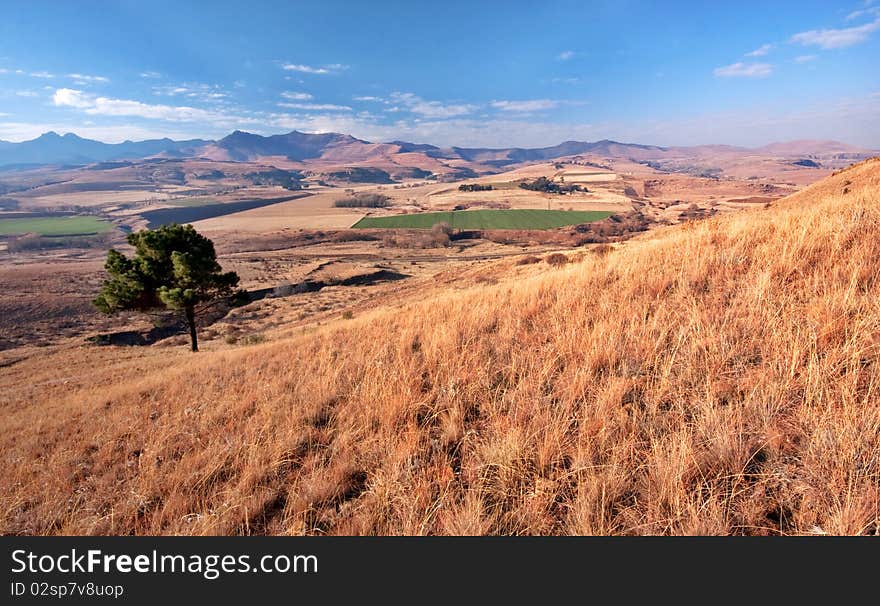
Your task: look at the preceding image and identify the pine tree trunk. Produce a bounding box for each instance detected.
[185,305,198,352]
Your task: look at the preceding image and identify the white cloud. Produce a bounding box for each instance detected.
[794,54,817,63]
[745,44,773,57]
[68,73,109,84]
[281,63,348,75]
[490,99,559,112]
[790,18,880,49]
[277,102,352,111]
[353,95,382,102]
[140,71,162,78]
[846,6,880,21]
[153,83,227,103]
[153,86,190,96]
[713,62,773,78]
[52,88,93,108]
[52,88,258,125]
[282,64,328,74]
[29,71,54,78]
[281,91,313,100]
[388,92,477,118]
[557,50,575,60]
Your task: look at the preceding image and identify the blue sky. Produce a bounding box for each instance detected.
[0,0,878,147]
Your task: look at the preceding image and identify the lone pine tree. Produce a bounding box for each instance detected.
[94,224,240,352]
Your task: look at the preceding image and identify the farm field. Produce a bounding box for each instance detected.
[352,209,615,230]
[141,194,308,228]
[10,189,174,209]
[0,216,113,236]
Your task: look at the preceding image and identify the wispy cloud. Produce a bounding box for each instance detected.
[52,88,257,125]
[153,83,228,102]
[67,73,109,84]
[713,62,773,78]
[281,62,348,75]
[490,99,559,112]
[794,54,817,63]
[846,10,867,21]
[282,64,328,74]
[140,71,162,79]
[353,95,382,102]
[745,44,773,57]
[281,91,313,101]
[557,50,575,60]
[389,92,477,118]
[277,102,352,111]
[846,6,880,22]
[2,68,107,84]
[790,18,880,49]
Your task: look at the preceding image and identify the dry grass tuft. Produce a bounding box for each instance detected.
[2,159,879,535]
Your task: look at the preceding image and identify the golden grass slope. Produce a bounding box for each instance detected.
[2,159,879,535]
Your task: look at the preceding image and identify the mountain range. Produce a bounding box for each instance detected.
[0,129,875,171]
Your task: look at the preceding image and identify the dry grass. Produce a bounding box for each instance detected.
[1,159,879,535]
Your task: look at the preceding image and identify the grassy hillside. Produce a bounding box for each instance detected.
[2,159,879,535]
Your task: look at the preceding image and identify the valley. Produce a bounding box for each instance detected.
[1,127,878,536]
[2,130,865,357]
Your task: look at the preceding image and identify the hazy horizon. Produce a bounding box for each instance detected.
[1,127,877,152]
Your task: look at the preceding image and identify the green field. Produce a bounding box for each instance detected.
[0,216,113,236]
[352,209,614,230]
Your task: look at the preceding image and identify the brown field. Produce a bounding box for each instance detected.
[192,191,366,232]
[12,190,175,209]
[1,158,877,535]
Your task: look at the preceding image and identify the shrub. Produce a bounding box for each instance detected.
[240,333,265,345]
[431,222,453,247]
[458,183,494,192]
[519,177,587,194]
[333,193,391,208]
[544,253,569,266]
[516,255,542,265]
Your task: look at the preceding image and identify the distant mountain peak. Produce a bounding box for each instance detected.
[0,128,873,170]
